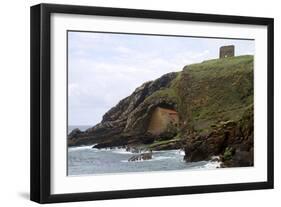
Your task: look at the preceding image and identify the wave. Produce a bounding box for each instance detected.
[203,161,221,169]
[179,150,185,156]
[203,156,221,169]
[153,156,175,161]
[152,149,185,155]
[68,144,96,151]
[121,155,177,163]
[93,147,135,154]
[191,160,221,169]
[111,148,135,154]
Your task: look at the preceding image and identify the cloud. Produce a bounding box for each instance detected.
[115,46,132,54]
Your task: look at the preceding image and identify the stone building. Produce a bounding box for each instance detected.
[147,107,179,135]
[219,45,235,58]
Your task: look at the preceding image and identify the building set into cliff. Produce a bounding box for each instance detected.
[147,107,179,135]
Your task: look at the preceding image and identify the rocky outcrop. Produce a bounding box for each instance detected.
[68,72,178,147]
[68,128,82,146]
[128,152,152,162]
[183,105,253,167]
[148,138,182,151]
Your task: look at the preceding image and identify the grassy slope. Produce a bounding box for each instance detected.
[179,55,253,133]
[146,55,254,136]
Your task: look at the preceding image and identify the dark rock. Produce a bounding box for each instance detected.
[222,148,254,167]
[157,131,178,141]
[128,152,152,162]
[184,106,253,167]
[68,128,82,146]
[149,140,182,151]
[68,73,177,147]
[68,128,82,139]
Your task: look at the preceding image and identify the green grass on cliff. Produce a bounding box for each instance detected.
[184,55,253,78]
[143,72,182,106]
[145,55,253,135]
[179,55,254,133]
[146,87,178,102]
[142,55,253,135]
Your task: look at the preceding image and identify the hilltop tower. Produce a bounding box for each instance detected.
[220,45,235,58]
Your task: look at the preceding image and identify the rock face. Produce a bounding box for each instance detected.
[184,105,253,167]
[179,55,254,167]
[68,55,254,168]
[68,72,178,148]
[68,128,82,146]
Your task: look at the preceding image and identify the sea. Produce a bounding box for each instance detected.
[68,125,220,176]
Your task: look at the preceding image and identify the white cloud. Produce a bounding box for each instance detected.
[115,46,132,54]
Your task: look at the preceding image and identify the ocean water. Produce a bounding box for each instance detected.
[67,126,220,176]
[68,146,221,176]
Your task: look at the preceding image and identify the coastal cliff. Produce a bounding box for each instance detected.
[68,55,254,167]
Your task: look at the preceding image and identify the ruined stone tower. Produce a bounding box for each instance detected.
[219,45,235,58]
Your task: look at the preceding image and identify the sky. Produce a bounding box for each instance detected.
[68,31,254,126]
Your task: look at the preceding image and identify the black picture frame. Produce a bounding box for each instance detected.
[30,3,274,204]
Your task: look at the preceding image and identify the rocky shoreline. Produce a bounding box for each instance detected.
[68,55,254,168]
[183,105,253,167]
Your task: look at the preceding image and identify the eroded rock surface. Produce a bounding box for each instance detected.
[68,72,178,148]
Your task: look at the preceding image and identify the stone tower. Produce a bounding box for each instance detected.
[219,45,235,58]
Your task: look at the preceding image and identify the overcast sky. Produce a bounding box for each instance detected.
[68,31,254,126]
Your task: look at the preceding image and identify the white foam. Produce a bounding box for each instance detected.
[178,150,185,156]
[153,156,174,161]
[68,145,96,151]
[152,149,185,155]
[111,148,134,154]
[203,161,221,169]
[121,154,178,163]
[97,148,113,152]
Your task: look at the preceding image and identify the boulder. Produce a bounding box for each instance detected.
[128,152,153,162]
